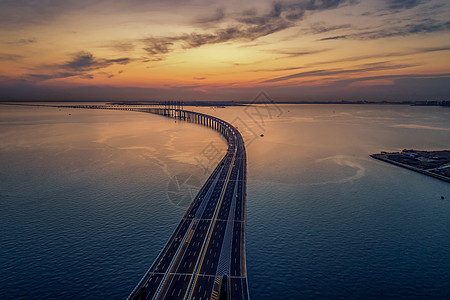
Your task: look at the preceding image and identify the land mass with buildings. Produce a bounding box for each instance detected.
[371,150,450,183]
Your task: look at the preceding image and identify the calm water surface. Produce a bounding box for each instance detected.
[1,104,450,299]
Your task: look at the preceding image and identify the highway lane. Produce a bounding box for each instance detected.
[128,110,248,300]
[189,134,248,300]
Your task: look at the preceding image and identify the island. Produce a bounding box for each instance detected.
[371,149,450,183]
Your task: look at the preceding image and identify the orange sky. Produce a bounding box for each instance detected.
[0,0,449,101]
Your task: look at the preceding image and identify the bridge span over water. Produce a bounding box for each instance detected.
[67,104,249,300]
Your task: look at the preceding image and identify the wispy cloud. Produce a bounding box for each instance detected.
[386,0,427,10]
[195,8,226,25]
[315,46,450,64]
[61,51,130,71]
[320,35,348,41]
[4,38,37,45]
[250,66,306,73]
[333,72,450,86]
[17,38,36,44]
[267,48,330,58]
[27,51,133,81]
[28,72,79,81]
[414,45,450,53]
[0,53,23,61]
[244,45,450,74]
[142,37,174,59]
[138,0,356,60]
[320,18,450,40]
[262,62,417,83]
[391,124,450,131]
[305,22,354,34]
[109,41,135,52]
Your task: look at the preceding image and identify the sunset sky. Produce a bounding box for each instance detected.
[1,0,449,101]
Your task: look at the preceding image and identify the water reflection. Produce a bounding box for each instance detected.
[1,104,450,299]
[0,105,226,299]
[190,104,450,299]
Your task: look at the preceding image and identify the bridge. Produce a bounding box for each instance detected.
[63,103,250,300]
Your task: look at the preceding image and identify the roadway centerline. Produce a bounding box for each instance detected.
[183,143,238,300]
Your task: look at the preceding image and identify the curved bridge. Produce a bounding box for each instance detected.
[71,105,249,300]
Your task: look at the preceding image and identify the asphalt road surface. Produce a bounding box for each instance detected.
[128,112,248,300]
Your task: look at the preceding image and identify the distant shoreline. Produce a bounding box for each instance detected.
[1,100,449,107]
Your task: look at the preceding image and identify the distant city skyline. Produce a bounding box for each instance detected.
[1,0,449,101]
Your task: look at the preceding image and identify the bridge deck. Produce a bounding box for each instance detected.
[124,108,248,300]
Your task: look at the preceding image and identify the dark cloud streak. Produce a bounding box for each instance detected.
[387,0,426,10]
[196,8,226,25]
[62,51,131,71]
[320,19,450,40]
[0,53,23,61]
[306,22,353,34]
[110,41,135,52]
[262,62,417,83]
[244,45,450,74]
[267,48,330,58]
[27,51,133,81]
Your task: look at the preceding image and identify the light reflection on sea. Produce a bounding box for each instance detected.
[1,104,450,299]
[0,104,226,299]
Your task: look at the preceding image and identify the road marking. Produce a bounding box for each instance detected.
[183,141,238,300]
[151,219,196,300]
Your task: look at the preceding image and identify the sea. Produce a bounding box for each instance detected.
[1,103,450,299]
